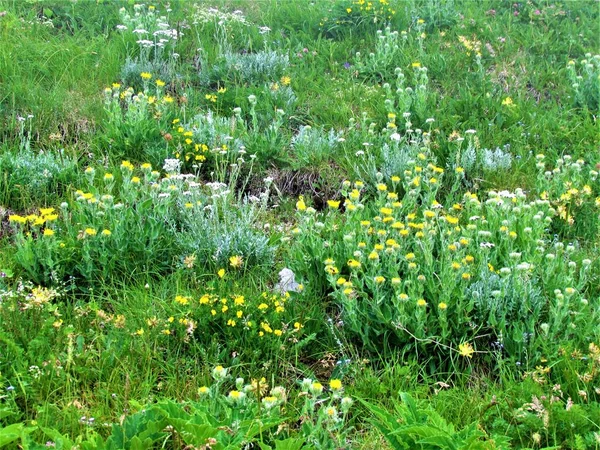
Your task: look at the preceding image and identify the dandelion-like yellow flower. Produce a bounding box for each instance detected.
[9,215,27,224]
[502,97,514,107]
[229,255,243,268]
[140,72,152,80]
[327,200,341,209]
[458,342,474,358]
[296,195,307,211]
[329,379,342,391]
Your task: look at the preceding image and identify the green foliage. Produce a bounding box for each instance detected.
[0,147,78,211]
[0,0,599,448]
[361,392,510,449]
[288,144,599,369]
[7,163,273,286]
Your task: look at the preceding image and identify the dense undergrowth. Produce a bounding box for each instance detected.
[0,0,599,448]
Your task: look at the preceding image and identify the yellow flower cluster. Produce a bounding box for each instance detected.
[164,290,302,341]
[170,118,209,163]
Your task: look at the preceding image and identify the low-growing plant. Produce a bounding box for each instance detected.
[7,161,276,287]
[361,392,511,449]
[534,153,600,243]
[354,27,406,80]
[291,125,342,168]
[320,0,398,40]
[116,3,181,89]
[199,50,290,87]
[1,365,353,449]
[99,79,177,164]
[288,144,599,371]
[0,147,78,211]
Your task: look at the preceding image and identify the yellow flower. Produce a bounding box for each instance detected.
[40,208,55,216]
[347,259,361,269]
[327,200,340,209]
[502,97,514,107]
[198,386,209,395]
[329,379,342,391]
[156,79,165,87]
[417,299,427,307]
[84,228,97,236]
[140,72,152,80]
[376,183,388,191]
[104,173,114,181]
[412,62,421,68]
[310,382,323,394]
[296,195,307,211]
[8,215,27,224]
[458,342,475,358]
[121,160,134,171]
[101,229,111,236]
[438,302,447,310]
[405,253,415,261]
[228,390,243,400]
[43,229,55,237]
[374,276,385,284]
[280,76,291,86]
[229,255,243,268]
[217,268,226,278]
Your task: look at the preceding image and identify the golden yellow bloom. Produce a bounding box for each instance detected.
[156,79,165,87]
[198,386,209,395]
[101,229,111,236]
[438,302,447,310]
[9,215,27,224]
[327,200,341,209]
[218,268,226,278]
[229,255,243,268]
[84,228,97,236]
[140,72,152,80]
[43,228,55,236]
[347,259,361,269]
[329,379,342,390]
[296,195,307,211]
[459,342,474,358]
[368,251,379,261]
[502,97,514,107]
[417,299,427,307]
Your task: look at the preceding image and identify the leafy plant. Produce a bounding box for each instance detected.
[361,392,510,449]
